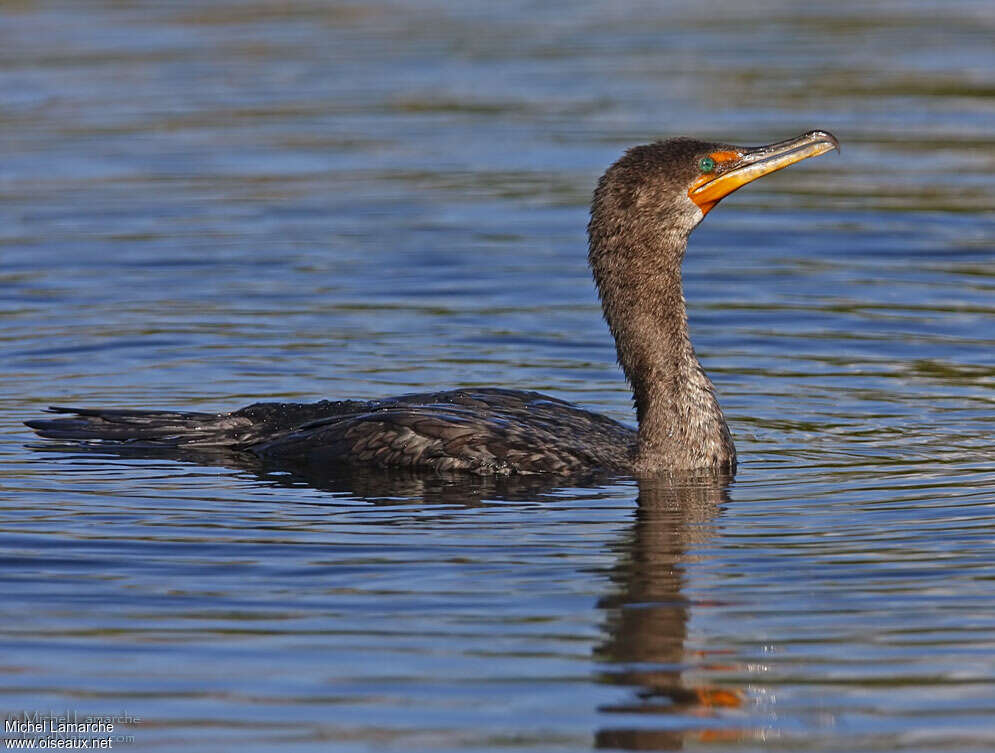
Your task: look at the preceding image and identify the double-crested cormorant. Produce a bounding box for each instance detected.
[28,131,838,475]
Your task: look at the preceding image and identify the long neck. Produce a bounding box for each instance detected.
[590,227,735,473]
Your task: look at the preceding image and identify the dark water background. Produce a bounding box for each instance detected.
[3,1,995,750]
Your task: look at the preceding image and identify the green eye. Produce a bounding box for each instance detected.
[698,157,716,173]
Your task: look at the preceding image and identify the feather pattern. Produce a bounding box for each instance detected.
[28,388,635,475]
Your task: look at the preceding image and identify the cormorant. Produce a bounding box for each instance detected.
[28,131,838,476]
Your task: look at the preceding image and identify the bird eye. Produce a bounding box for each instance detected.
[698,157,716,173]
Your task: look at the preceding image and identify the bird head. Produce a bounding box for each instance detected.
[589,130,839,246]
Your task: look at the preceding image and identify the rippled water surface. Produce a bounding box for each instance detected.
[3,1,995,750]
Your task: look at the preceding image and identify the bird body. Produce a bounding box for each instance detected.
[28,131,838,476]
[33,389,634,475]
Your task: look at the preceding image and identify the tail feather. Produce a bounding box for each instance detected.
[26,406,252,448]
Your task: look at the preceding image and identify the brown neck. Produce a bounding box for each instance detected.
[590,226,735,473]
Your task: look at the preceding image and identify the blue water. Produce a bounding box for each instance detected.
[2,1,995,750]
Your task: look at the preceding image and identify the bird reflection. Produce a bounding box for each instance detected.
[30,442,745,747]
[595,472,743,750]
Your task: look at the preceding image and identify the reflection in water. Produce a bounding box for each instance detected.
[257,462,625,506]
[596,474,742,750]
[32,438,746,748]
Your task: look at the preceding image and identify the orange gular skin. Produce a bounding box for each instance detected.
[689,151,744,215]
[688,132,839,216]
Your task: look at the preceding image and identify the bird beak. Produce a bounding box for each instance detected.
[689,130,839,215]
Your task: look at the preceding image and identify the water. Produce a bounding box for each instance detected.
[2,1,995,750]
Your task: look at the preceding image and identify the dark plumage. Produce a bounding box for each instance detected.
[28,131,838,476]
[31,389,633,475]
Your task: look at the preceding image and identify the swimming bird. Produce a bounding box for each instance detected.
[28,131,838,476]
